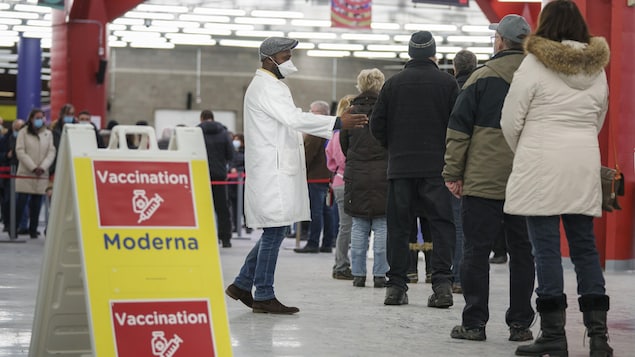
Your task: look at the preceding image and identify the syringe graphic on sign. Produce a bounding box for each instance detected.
[132,189,164,223]
[151,331,183,357]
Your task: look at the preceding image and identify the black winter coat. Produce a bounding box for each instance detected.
[370,58,459,179]
[340,91,388,218]
[199,121,234,180]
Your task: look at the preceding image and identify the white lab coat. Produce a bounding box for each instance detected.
[243,69,335,228]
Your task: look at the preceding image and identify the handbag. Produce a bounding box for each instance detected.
[601,119,625,212]
[600,165,624,212]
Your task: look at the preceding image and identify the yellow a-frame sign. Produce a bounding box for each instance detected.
[29,124,232,356]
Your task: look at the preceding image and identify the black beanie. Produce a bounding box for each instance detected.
[408,31,436,59]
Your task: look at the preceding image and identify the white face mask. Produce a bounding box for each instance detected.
[232,140,241,150]
[270,57,298,77]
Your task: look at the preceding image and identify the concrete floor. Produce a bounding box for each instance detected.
[1,229,634,356]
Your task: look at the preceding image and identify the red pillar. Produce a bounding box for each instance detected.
[50,0,143,127]
[582,0,635,271]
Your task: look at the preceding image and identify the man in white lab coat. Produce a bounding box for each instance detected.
[225,37,368,314]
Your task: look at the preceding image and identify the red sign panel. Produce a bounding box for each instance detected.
[93,161,196,227]
[111,300,215,357]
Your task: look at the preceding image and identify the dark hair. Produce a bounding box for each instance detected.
[78,110,91,117]
[58,103,74,120]
[27,108,44,136]
[200,109,214,120]
[106,120,119,130]
[534,0,590,43]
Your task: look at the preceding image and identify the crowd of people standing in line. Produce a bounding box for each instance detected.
[224,1,614,356]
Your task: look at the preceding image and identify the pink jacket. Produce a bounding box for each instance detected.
[325,131,345,188]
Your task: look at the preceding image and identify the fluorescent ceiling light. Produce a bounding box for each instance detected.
[109,41,127,48]
[461,25,493,33]
[394,35,443,43]
[112,18,144,26]
[183,27,231,36]
[290,19,330,27]
[318,43,364,51]
[166,34,216,46]
[475,53,492,60]
[27,20,50,27]
[124,11,174,20]
[129,41,175,49]
[130,25,179,33]
[295,42,315,50]
[467,46,494,54]
[0,30,18,37]
[153,20,200,29]
[0,18,22,25]
[307,50,350,58]
[288,31,337,40]
[0,25,6,31]
[436,46,464,53]
[193,8,246,17]
[404,24,457,32]
[40,38,51,48]
[13,25,49,33]
[367,44,407,52]
[251,10,304,19]
[353,51,396,59]
[14,4,51,13]
[0,54,17,61]
[136,4,188,13]
[447,36,491,43]
[113,30,162,41]
[0,11,38,19]
[218,39,261,48]
[341,33,390,41]
[179,14,230,23]
[235,30,285,38]
[234,17,286,26]
[0,4,9,10]
[205,23,254,31]
[8,70,18,75]
[0,62,17,68]
[372,22,400,30]
[108,24,127,31]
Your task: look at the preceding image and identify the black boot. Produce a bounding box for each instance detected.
[516,295,568,357]
[579,294,613,357]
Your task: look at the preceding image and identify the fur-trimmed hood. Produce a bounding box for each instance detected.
[525,35,610,90]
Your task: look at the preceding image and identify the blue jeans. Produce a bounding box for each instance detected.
[451,196,463,284]
[233,226,287,301]
[350,216,389,277]
[307,183,335,248]
[332,185,351,272]
[526,214,606,298]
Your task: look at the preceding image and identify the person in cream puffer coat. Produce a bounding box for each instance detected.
[500,1,612,356]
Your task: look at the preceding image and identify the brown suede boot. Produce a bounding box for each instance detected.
[252,298,299,314]
[225,284,254,308]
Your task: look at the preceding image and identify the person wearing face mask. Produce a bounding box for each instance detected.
[0,119,24,234]
[50,103,75,175]
[14,109,56,239]
[225,36,368,314]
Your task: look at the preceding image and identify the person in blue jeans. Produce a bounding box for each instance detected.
[224,36,368,314]
[294,100,338,254]
[340,68,389,288]
[501,2,613,355]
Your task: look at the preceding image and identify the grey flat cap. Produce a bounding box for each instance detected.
[489,14,530,44]
[259,37,299,61]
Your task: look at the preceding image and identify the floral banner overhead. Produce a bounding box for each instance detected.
[331,0,372,29]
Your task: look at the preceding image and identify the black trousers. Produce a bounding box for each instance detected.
[386,178,455,289]
[211,184,232,243]
[460,196,535,329]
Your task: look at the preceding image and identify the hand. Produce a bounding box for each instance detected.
[445,180,463,198]
[340,106,368,129]
[33,167,45,176]
[7,150,12,158]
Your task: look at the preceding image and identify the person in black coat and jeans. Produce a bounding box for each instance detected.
[199,109,234,247]
[370,31,459,307]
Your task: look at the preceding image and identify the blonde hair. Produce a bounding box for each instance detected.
[336,94,356,116]
[356,68,385,93]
